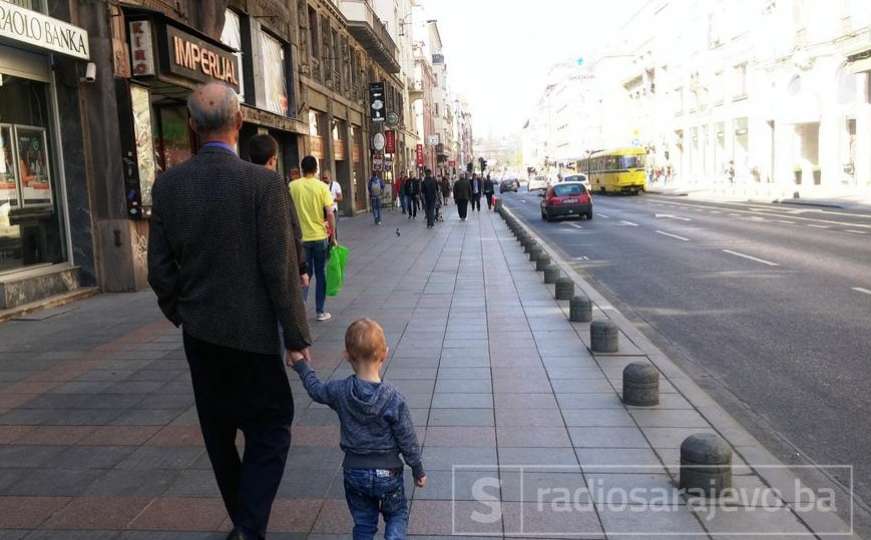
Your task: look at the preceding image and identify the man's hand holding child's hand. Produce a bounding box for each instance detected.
[415,475,427,488]
[286,348,311,367]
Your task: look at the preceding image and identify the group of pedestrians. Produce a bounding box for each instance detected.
[148,82,425,540]
[451,172,496,221]
[393,170,451,228]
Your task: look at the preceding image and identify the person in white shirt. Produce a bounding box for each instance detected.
[321,171,343,239]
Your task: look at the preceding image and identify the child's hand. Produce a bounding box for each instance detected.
[286,348,310,367]
[415,475,427,488]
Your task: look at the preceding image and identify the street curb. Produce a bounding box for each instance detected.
[498,205,857,538]
[0,287,99,325]
[775,199,847,209]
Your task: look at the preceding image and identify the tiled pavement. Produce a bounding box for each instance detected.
[0,205,853,539]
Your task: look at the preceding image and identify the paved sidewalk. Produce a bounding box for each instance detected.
[0,204,857,539]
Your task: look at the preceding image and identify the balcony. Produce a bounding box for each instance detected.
[339,0,400,74]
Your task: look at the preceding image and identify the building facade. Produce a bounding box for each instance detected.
[0,0,93,310]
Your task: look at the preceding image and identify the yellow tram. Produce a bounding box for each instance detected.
[577,148,647,195]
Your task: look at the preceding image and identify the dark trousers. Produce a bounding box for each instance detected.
[303,239,329,314]
[408,196,418,218]
[457,199,469,219]
[424,197,436,227]
[183,333,293,539]
[471,194,481,212]
[484,193,494,210]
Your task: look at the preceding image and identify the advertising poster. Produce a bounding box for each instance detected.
[130,85,156,207]
[0,125,19,208]
[15,126,52,207]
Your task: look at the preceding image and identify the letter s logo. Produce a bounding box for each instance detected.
[469,476,502,524]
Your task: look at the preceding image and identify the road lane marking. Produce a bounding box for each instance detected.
[728,213,740,217]
[655,213,692,221]
[598,212,610,218]
[656,230,690,242]
[568,223,583,229]
[620,220,639,227]
[853,287,871,296]
[722,249,779,267]
[748,216,767,222]
[807,224,829,229]
[776,220,795,224]
[520,199,527,204]
[710,211,721,215]
[846,230,867,235]
[574,256,590,261]
[649,198,871,229]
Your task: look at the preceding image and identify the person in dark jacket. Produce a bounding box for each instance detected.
[483,174,496,211]
[421,169,440,228]
[405,176,421,220]
[453,173,472,221]
[440,175,451,205]
[470,173,483,212]
[290,318,426,540]
[248,134,308,288]
[148,83,311,540]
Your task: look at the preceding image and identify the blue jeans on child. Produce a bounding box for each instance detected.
[343,468,408,540]
[303,239,329,314]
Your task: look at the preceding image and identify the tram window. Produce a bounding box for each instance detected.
[620,155,645,169]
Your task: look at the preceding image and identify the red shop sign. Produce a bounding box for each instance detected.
[384,130,396,154]
[415,144,424,166]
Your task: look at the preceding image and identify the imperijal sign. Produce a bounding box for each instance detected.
[165,25,239,91]
[0,0,89,60]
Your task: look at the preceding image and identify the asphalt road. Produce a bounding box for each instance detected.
[503,188,871,509]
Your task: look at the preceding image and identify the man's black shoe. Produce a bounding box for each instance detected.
[226,529,248,540]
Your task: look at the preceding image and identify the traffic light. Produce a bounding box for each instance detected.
[479,157,487,172]
[466,161,473,173]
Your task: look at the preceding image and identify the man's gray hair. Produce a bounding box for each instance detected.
[187,83,240,133]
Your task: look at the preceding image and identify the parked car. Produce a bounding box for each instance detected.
[499,178,519,193]
[528,175,549,191]
[540,181,593,221]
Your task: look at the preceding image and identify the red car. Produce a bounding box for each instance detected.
[540,181,593,221]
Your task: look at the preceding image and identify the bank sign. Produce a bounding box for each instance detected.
[0,1,90,60]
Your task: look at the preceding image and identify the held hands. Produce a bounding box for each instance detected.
[415,475,427,488]
[286,347,311,367]
[300,273,310,288]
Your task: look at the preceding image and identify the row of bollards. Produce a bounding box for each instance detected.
[501,208,733,498]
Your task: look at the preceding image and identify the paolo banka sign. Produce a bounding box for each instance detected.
[0,1,90,60]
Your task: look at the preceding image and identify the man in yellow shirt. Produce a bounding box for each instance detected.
[290,155,336,321]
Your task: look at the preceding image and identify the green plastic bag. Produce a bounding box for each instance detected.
[326,244,349,297]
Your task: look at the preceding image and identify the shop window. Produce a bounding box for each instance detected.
[260,31,289,116]
[220,10,246,101]
[0,73,65,272]
[152,103,193,173]
[732,63,748,100]
[7,0,45,12]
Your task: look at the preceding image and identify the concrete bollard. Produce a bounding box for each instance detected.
[590,320,619,352]
[554,277,574,300]
[622,363,659,406]
[524,240,538,253]
[528,246,544,262]
[543,265,561,284]
[535,253,551,271]
[679,433,732,497]
[495,198,503,211]
[569,295,593,322]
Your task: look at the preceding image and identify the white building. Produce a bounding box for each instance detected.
[525,0,871,197]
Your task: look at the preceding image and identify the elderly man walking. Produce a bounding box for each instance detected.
[148,82,311,540]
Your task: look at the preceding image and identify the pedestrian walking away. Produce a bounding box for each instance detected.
[323,170,343,239]
[483,174,495,211]
[289,319,426,540]
[453,173,471,221]
[368,172,385,225]
[470,173,482,212]
[406,175,421,220]
[248,134,309,291]
[422,168,439,228]
[440,175,451,206]
[291,155,337,322]
[147,82,311,540]
[396,173,408,215]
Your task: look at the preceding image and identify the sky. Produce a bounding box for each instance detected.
[417,0,644,139]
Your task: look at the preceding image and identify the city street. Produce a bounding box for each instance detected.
[503,188,871,507]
